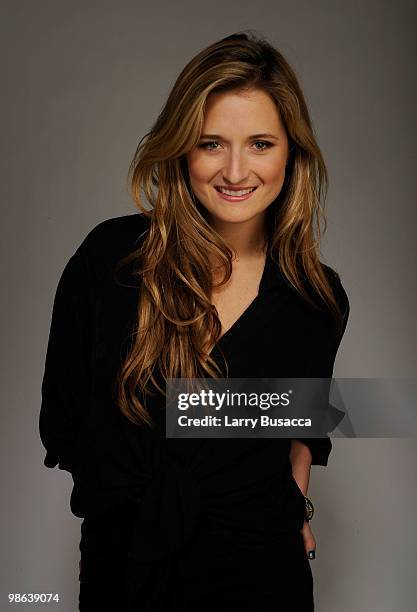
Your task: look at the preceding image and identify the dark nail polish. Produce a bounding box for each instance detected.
[307,550,315,560]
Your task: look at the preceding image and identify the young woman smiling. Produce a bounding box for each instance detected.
[40,31,349,611]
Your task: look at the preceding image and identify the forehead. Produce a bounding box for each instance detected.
[203,89,284,134]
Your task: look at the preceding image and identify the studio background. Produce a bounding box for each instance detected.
[1,1,416,610]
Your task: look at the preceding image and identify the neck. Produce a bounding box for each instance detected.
[208,212,268,260]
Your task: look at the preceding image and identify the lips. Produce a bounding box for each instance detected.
[214,185,258,202]
[215,186,258,193]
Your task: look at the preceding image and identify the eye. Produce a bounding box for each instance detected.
[253,140,274,151]
[197,141,220,150]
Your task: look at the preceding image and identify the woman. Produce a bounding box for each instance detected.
[40,31,349,611]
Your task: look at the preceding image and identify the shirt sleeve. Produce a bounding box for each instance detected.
[292,437,333,467]
[39,250,92,474]
[293,269,350,466]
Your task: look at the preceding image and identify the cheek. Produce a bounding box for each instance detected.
[187,154,213,186]
[260,158,286,186]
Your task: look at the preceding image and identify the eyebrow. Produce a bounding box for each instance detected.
[199,133,279,140]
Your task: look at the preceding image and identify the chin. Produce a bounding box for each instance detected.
[209,208,262,225]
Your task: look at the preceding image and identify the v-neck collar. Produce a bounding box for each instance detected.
[207,248,292,359]
[258,247,293,294]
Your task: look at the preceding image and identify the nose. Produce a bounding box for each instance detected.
[221,150,250,185]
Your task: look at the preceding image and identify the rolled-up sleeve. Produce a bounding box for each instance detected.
[293,270,350,467]
[39,250,92,473]
[293,437,333,466]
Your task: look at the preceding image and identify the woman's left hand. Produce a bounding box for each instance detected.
[300,519,316,560]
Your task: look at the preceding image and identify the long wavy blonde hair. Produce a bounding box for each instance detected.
[115,30,346,428]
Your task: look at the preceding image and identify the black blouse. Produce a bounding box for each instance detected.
[39,212,349,563]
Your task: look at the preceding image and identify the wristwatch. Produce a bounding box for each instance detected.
[304,496,314,521]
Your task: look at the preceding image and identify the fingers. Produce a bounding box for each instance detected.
[301,522,316,560]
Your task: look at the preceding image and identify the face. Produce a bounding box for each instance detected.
[186,88,289,231]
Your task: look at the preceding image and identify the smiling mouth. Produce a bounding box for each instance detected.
[215,186,258,196]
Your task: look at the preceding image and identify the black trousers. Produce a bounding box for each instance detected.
[78,503,314,611]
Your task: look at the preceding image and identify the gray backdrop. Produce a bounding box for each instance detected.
[1,1,416,610]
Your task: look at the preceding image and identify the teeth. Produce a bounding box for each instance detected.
[217,187,256,196]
